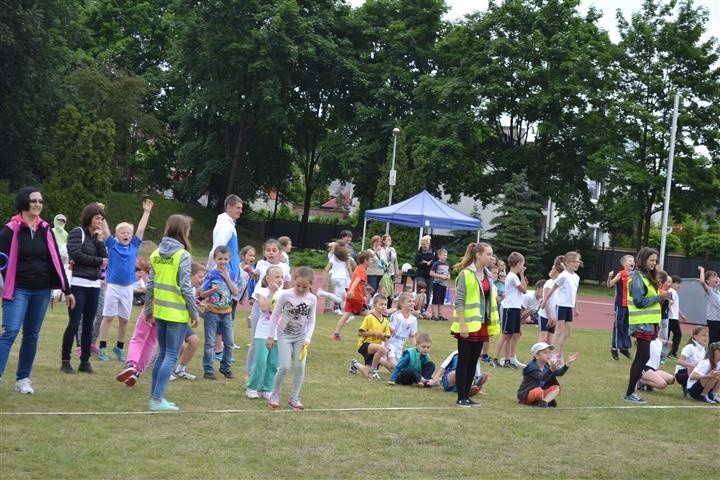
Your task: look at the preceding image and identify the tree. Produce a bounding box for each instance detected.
[597,0,720,248]
[488,173,545,276]
[42,105,115,224]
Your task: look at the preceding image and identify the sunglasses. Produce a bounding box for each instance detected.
[29,199,44,204]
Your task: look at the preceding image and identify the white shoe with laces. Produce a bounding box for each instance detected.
[511,358,526,368]
[15,378,34,394]
[246,389,260,399]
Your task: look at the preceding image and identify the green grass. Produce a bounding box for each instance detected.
[579,280,614,298]
[0,305,716,479]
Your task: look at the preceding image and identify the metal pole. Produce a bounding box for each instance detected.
[659,93,679,269]
[386,127,400,235]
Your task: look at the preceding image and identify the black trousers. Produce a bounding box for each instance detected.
[395,362,436,385]
[456,338,483,401]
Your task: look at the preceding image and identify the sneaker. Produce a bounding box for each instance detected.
[98,348,110,362]
[174,368,196,380]
[349,359,360,375]
[125,373,139,387]
[333,309,343,315]
[169,373,177,381]
[700,394,718,404]
[60,360,75,374]
[624,393,646,404]
[261,391,272,400]
[548,400,557,408]
[219,369,234,379]
[430,315,438,321]
[511,358,526,368]
[203,372,217,380]
[620,349,632,359]
[268,393,280,409]
[369,369,381,380]
[78,361,94,373]
[708,392,719,403]
[288,399,305,411]
[112,346,125,362]
[491,358,503,368]
[504,360,516,369]
[330,333,342,342]
[246,389,260,399]
[456,399,472,408]
[610,349,619,361]
[667,353,677,359]
[116,365,137,384]
[149,399,179,412]
[15,378,33,394]
[469,385,481,396]
[480,356,491,363]
[533,400,549,408]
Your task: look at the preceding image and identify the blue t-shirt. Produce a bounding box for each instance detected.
[202,268,234,313]
[105,235,142,285]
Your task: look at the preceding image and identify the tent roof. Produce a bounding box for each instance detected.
[364,190,481,231]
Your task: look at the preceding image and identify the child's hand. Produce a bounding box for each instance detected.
[567,352,579,364]
[142,198,154,212]
[189,317,199,328]
[265,338,274,350]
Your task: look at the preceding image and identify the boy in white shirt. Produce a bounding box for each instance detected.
[500,252,528,368]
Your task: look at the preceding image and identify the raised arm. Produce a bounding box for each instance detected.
[607,270,621,288]
[135,198,154,240]
[698,266,708,293]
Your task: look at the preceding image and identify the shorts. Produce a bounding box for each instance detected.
[344,298,365,315]
[386,344,402,361]
[538,316,556,334]
[520,385,560,405]
[556,306,574,322]
[431,284,447,305]
[102,283,134,319]
[441,370,457,392]
[502,308,521,334]
[687,381,707,401]
[358,342,375,365]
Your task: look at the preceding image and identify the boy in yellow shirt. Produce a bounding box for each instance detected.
[350,295,391,380]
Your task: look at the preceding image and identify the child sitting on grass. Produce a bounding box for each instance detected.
[388,333,435,387]
[430,350,489,396]
[516,342,577,408]
[349,294,390,380]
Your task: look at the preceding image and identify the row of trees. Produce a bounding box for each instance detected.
[1,0,719,251]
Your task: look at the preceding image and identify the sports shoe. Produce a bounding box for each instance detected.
[667,353,677,359]
[261,391,272,400]
[699,394,718,404]
[112,346,125,362]
[268,393,280,409]
[533,400,549,408]
[288,399,305,411]
[330,333,342,342]
[60,360,75,374]
[333,309,343,315]
[369,369,381,380]
[174,367,196,380]
[620,349,632,359]
[116,365,137,384]
[219,369,234,379]
[125,373,139,387]
[149,399,179,412]
[349,359,360,374]
[169,373,177,381]
[203,372,217,380]
[246,389,260,399]
[430,315,438,321]
[456,399,472,408]
[480,356,492,363]
[708,392,719,403]
[491,358,503,368]
[469,385,481,397]
[511,358,526,368]
[624,393,646,404]
[504,360,516,369]
[610,349,619,361]
[15,378,33,394]
[548,400,557,408]
[467,398,480,407]
[98,348,110,362]
[78,361,94,373]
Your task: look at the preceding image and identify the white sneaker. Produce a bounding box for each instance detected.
[169,373,177,381]
[15,378,34,394]
[334,309,343,315]
[261,391,272,400]
[246,389,260,399]
[511,358,526,368]
[174,368,196,380]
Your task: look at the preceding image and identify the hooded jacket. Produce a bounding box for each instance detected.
[144,237,198,321]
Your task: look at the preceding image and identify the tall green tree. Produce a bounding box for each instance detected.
[597,0,720,248]
[42,105,115,224]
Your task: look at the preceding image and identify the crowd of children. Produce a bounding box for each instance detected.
[3,192,719,411]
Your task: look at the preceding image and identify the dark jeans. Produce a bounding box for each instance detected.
[667,319,682,356]
[395,361,436,385]
[626,338,651,396]
[456,338,483,401]
[611,306,631,350]
[61,285,101,362]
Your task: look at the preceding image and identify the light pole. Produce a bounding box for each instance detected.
[386,127,400,235]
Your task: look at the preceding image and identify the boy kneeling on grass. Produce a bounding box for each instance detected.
[517,342,577,408]
[387,333,435,387]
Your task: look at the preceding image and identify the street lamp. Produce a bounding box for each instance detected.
[386,126,401,235]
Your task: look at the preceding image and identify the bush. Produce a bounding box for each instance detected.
[291,249,330,269]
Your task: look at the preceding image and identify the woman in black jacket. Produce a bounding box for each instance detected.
[60,203,108,374]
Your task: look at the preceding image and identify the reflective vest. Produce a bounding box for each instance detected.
[451,269,500,336]
[627,273,661,325]
[150,249,190,323]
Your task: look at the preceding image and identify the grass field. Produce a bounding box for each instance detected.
[0,304,717,480]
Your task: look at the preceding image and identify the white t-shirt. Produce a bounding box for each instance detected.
[503,271,524,309]
[387,311,418,357]
[253,286,284,339]
[668,288,680,320]
[706,285,720,321]
[521,292,540,312]
[538,279,556,319]
[675,341,707,373]
[553,271,579,307]
[328,255,351,283]
[646,338,663,370]
[687,358,717,390]
[253,260,291,287]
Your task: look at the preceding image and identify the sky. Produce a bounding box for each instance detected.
[349,0,720,43]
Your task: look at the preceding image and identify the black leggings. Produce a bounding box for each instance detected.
[667,319,682,356]
[626,338,651,396]
[456,338,483,401]
[708,320,720,345]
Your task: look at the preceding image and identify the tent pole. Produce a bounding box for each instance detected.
[476,230,480,243]
[418,227,423,247]
[361,218,368,250]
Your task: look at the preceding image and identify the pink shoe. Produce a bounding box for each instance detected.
[90,344,100,355]
[268,394,280,410]
[288,400,305,411]
[116,366,137,385]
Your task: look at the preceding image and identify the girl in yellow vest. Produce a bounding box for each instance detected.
[624,247,671,404]
[144,215,199,412]
[451,242,500,407]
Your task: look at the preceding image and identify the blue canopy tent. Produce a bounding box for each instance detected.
[361,190,482,249]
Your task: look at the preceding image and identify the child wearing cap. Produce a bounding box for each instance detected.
[516,342,578,408]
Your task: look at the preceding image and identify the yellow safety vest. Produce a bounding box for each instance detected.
[627,273,661,325]
[149,249,190,323]
[451,269,500,336]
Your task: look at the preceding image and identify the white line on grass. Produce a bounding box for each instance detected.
[1,404,714,416]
